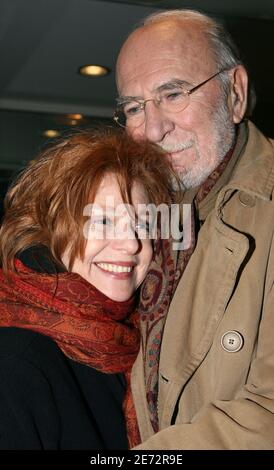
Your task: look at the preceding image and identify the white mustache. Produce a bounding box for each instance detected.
[159,140,194,153]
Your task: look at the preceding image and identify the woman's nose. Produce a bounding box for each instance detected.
[111,224,140,254]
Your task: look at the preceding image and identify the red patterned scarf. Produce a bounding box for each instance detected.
[0,259,141,448]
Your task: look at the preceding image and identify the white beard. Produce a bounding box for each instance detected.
[162,97,236,190]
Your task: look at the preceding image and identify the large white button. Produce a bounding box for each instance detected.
[221,331,244,352]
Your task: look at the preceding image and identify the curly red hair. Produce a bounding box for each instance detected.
[0,128,177,271]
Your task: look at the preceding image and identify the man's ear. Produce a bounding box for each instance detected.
[229,65,248,124]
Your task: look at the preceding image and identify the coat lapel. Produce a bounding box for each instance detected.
[158,202,250,427]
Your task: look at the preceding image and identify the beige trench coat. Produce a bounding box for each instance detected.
[132,121,274,449]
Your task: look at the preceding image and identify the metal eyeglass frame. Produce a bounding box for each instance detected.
[113,67,231,128]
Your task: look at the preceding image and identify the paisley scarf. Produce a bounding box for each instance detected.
[0,259,140,447]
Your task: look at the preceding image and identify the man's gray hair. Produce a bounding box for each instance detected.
[139,9,256,117]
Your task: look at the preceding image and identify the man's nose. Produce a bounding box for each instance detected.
[143,101,174,143]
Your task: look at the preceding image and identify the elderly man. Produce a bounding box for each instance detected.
[115,10,274,449]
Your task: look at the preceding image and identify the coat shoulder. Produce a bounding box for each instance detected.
[0,326,62,364]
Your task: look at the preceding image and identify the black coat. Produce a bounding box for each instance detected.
[0,247,128,449]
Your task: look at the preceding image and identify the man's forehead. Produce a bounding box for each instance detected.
[118,19,208,62]
[117,22,212,93]
[117,56,210,99]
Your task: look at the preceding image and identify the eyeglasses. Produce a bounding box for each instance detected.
[114,68,230,129]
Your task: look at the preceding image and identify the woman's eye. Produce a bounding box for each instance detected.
[92,217,112,226]
[135,221,150,237]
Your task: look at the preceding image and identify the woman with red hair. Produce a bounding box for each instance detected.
[0,129,174,449]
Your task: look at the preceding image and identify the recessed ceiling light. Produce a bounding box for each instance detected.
[67,113,83,120]
[78,64,110,77]
[43,129,60,138]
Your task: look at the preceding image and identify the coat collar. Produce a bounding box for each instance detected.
[220,120,274,202]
